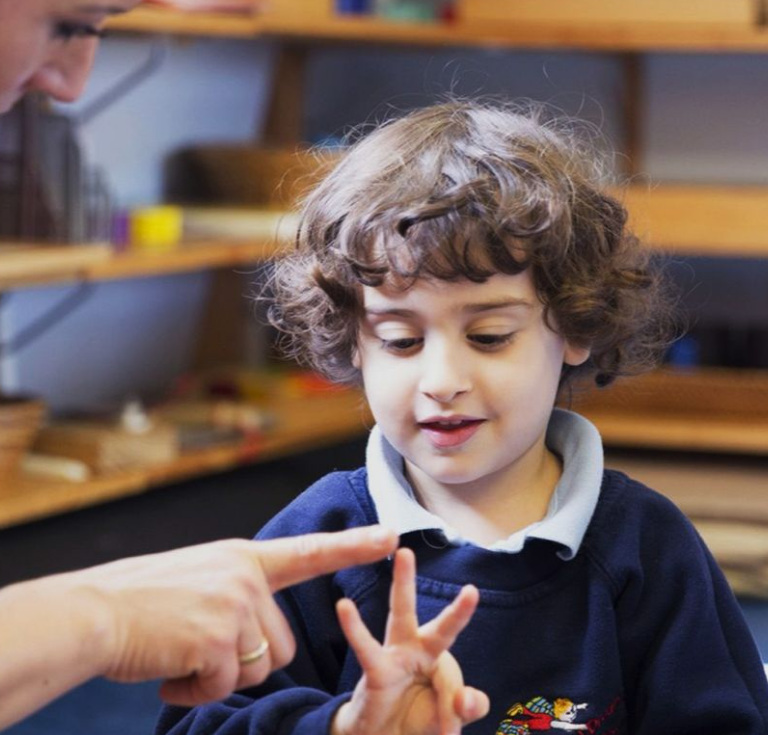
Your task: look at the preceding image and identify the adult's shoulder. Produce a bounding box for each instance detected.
[255,467,379,540]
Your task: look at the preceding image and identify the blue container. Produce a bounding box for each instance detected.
[337,0,371,13]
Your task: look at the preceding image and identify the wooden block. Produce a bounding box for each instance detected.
[34,422,179,474]
[457,0,758,27]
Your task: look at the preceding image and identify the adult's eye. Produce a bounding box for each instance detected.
[53,21,104,42]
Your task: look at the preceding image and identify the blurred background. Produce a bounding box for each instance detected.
[1,1,767,732]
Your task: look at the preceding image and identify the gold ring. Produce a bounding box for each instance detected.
[238,639,269,666]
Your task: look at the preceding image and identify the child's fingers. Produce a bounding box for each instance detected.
[419,584,479,660]
[456,686,491,724]
[336,598,382,673]
[385,548,418,644]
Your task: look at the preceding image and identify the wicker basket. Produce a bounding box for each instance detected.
[0,395,46,490]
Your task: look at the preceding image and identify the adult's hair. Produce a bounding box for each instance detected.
[267,99,676,389]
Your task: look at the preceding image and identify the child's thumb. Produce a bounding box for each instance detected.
[457,686,490,724]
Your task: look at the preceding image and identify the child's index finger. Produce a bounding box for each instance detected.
[385,548,418,644]
[336,598,381,673]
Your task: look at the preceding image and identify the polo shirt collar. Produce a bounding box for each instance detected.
[365,408,604,559]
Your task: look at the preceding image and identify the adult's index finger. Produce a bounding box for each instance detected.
[255,526,398,592]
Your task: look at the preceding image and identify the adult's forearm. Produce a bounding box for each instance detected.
[0,573,111,730]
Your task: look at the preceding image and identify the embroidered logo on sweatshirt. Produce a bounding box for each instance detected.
[495,695,621,734]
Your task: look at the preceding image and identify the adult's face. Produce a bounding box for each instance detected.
[0,0,137,113]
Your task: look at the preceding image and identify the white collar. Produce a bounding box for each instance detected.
[365,408,604,559]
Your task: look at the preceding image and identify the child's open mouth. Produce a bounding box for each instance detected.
[418,418,485,448]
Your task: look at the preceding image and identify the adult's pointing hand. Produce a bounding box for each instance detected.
[0,526,398,729]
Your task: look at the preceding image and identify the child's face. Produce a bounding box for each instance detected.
[354,270,590,494]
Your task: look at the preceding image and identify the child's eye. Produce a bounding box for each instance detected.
[467,333,515,350]
[380,337,422,353]
[53,21,105,42]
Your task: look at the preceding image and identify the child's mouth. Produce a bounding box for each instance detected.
[418,418,485,448]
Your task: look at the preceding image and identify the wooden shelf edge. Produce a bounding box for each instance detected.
[0,389,369,529]
[0,238,290,290]
[617,184,768,259]
[107,8,768,53]
[107,6,264,37]
[585,410,768,454]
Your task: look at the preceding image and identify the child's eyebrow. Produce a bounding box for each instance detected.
[363,299,533,319]
[364,308,415,318]
[462,298,533,313]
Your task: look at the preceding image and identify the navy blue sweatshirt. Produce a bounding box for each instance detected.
[156,468,768,735]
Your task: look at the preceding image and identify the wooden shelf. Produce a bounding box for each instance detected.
[107,6,264,37]
[586,411,768,454]
[0,388,369,529]
[4,183,768,293]
[573,367,768,454]
[0,237,289,290]
[108,8,768,53]
[4,368,767,529]
[619,185,768,258]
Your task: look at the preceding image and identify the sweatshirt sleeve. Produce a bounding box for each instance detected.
[600,479,768,734]
[155,688,351,735]
[155,472,378,735]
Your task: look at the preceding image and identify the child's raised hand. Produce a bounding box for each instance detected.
[331,548,489,735]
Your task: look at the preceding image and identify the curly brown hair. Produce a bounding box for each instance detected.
[267,99,676,390]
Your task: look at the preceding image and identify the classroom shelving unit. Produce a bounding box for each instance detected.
[2,2,768,526]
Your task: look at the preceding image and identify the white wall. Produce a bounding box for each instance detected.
[68,35,275,206]
[2,36,274,409]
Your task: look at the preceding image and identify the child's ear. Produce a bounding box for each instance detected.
[564,342,590,367]
[352,347,361,369]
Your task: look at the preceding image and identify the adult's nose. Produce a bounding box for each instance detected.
[27,39,98,103]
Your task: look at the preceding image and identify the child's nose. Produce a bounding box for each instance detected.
[418,348,471,403]
[28,40,98,103]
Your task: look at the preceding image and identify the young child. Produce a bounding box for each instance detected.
[157,101,768,735]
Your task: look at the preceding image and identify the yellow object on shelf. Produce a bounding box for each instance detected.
[130,205,184,253]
